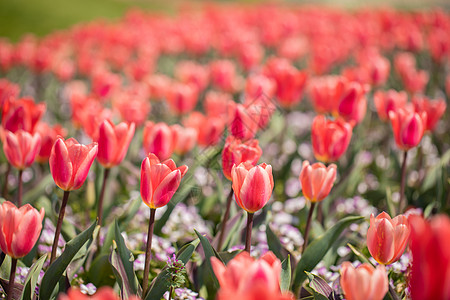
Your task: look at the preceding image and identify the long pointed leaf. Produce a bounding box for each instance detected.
[195,230,222,296]
[280,255,291,292]
[20,254,47,300]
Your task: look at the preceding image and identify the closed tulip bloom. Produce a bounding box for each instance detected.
[2,97,46,133]
[49,137,98,191]
[412,95,446,132]
[140,153,188,209]
[35,122,67,163]
[367,212,410,265]
[183,112,225,147]
[143,121,174,161]
[165,82,199,115]
[308,76,346,114]
[373,90,408,122]
[3,129,41,170]
[222,136,262,181]
[171,124,197,155]
[229,104,259,141]
[340,262,388,300]
[0,201,44,258]
[299,161,337,202]
[231,162,273,213]
[97,120,135,168]
[311,115,353,163]
[409,214,450,300]
[211,251,295,300]
[389,108,426,150]
[337,82,369,125]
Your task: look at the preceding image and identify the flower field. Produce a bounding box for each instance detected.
[0,3,449,300]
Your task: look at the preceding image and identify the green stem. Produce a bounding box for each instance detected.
[142,208,156,297]
[97,168,110,227]
[244,212,254,253]
[302,202,316,255]
[217,188,234,251]
[50,191,70,264]
[7,258,17,300]
[399,151,408,214]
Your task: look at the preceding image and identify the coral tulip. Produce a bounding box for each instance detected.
[171,124,197,155]
[49,137,98,192]
[140,153,188,209]
[165,82,199,115]
[367,212,410,265]
[340,262,388,300]
[211,251,295,300]
[337,82,369,125]
[58,287,140,300]
[229,104,259,141]
[299,161,337,203]
[2,97,45,133]
[0,201,44,258]
[388,108,426,150]
[308,76,346,114]
[412,95,446,132]
[311,115,353,163]
[183,112,225,147]
[97,120,135,168]
[35,122,67,163]
[222,136,262,181]
[373,90,408,122]
[2,129,41,170]
[408,214,450,300]
[142,122,174,161]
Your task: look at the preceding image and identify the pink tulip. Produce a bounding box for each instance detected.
[367,212,410,265]
[299,161,337,202]
[165,82,199,115]
[140,153,188,209]
[340,262,388,300]
[231,162,273,213]
[389,107,426,150]
[222,136,262,181]
[49,137,98,191]
[2,129,41,170]
[171,124,197,155]
[142,121,174,161]
[229,104,259,141]
[97,120,135,168]
[373,90,408,122]
[337,82,369,125]
[0,201,44,258]
[412,95,446,132]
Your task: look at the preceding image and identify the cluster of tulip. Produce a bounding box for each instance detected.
[0,3,449,300]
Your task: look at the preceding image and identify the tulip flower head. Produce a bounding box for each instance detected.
[389,107,426,150]
[171,124,197,155]
[1,97,46,133]
[49,137,98,191]
[367,212,410,265]
[340,262,388,300]
[143,121,174,161]
[299,161,337,202]
[0,201,44,258]
[222,136,262,181]
[97,120,135,168]
[311,115,353,163]
[231,162,273,213]
[2,129,41,170]
[373,90,408,122]
[35,123,67,163]
[412,95,446,132]
[140,153,188,209]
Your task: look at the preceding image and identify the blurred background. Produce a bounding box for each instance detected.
[1,0,449,42]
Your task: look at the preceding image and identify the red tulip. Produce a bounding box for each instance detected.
[222,136,262,181]
[211,251,295,300]
[229,104,259,141]
[0,201,44,258]
[389,107,426,150]
[311,115,353,163]
[245,74,276,102]
[373,90,408,122]
[91,69,121,100]
[145,74,171,101]
[367,212,410,265]
[35,122,67,163]
[58,287,140,300]
[299,161,337,202]
[97,120,135,168]
[112,84,151,127]
[203,91,234,119]
[175,60,210,92]
[140,153,188,209]
[412,95,446,132]
[165,82,199,115]
[2,97,46,133]
[49,137,98,191]
[308,76,346,114]
[171,124,197,155]
[408,214,450,300]
[142,121,174,161]
[210,59,242,93]
[2,129,41,170]
[231,162,273,213]
[184,112,225,147]
[337,82,369,125]
[340,262,388,300]
[0,79,19,107]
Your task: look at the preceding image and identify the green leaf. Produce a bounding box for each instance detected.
[195,230,222,293]
[20,254,47,300]
[266,224,285,261]
[39,221,98,300]
[292,216,364,293]
[347,244,373,266]
[305,272,332,298]
[88,254,116,287]
[145,239,199,300]
[280,255,291,292]
[110,220,140,298]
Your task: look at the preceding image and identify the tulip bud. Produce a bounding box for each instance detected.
[142,121,174,161]
[308,75,346,114]
[3,129,41,170]
[337,82,369,125]
[97,120,135,168]
[311,115,353,163]
[0,201,44,258]
[389,107,426,150]
[231,163,274,213]
[373,90,408,122]
[299,161,337,202]
[171,124,197,155]
[222,136,262,181]
[340,262,388,300]
[49,137,98,191]
[367,212,410,265]
[140,153,188,209]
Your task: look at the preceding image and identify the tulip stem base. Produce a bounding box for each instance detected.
[7,258,17,300]
[143,208,156,297]
[2,163,11,199]
[302,202,316,255]
[399,151,408,214]
[97,168,110,228]
[217,188,234,251]
[17,170,23,207]
[244,212,254,253]
[50,190,70,264]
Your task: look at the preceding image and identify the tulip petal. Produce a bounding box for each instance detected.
[50,138,73,191]
[152,170,181,208]
[239,165,271,213]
